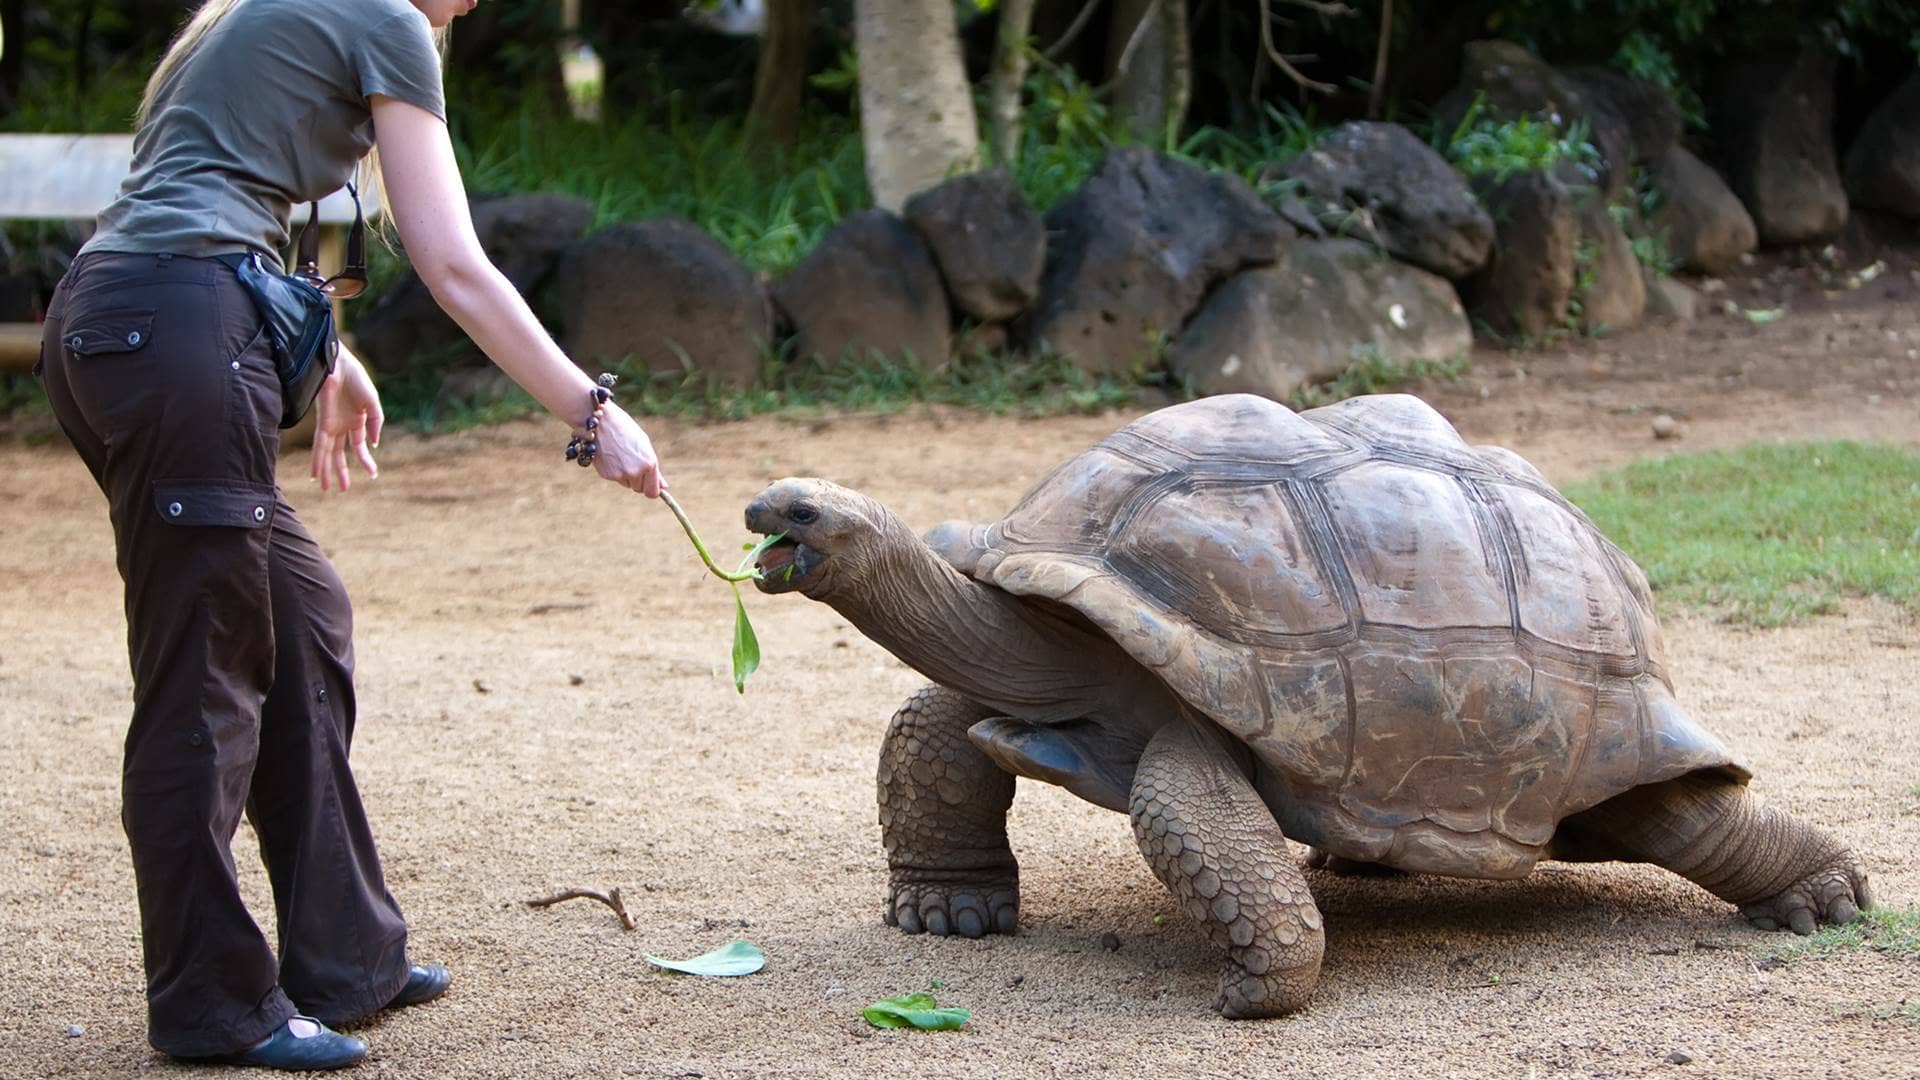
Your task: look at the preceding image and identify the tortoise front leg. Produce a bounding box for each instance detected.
[878,685,1019,938]
[1571,772,1872,934]
[1132,721,1325,1018]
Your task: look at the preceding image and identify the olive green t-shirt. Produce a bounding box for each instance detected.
[83,0,445,261]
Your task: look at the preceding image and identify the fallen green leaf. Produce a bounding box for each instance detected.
[643,938,767,977]
[862,992,971,1031]
[1743,307,1785,323]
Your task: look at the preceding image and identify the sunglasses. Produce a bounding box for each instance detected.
[290,181,369,300]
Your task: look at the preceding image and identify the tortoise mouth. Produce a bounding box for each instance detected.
[752,537,816,593]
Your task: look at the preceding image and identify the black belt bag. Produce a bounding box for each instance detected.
[230,185,369,429]
[234,250,338,428]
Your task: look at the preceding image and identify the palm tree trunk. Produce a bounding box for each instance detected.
[854,0,980,211]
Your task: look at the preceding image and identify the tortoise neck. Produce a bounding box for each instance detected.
[831,517,1135,722]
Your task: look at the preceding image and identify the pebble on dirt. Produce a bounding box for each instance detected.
[1652,414,1682,439]
[1100,931,1122,952]
[1666,1050,1694,1065]
[64,1025,82,1038]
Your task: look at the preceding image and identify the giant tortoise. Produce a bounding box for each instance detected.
[744,393,1871,1018]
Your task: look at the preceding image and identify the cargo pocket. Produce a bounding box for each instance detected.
[153,481,276,529]
[63,309,156,358]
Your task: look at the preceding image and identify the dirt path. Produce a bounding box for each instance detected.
[3,266,1918,1079]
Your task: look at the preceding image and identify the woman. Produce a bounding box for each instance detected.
[37,0,666,1069]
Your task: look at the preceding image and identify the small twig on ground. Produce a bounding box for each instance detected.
[526,887,638,931]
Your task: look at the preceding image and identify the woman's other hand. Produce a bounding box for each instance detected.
[311,346,383,492]
[591,401,668,497]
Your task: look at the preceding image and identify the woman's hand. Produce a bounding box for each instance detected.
[311,347,384,493]
[589,401,668,497]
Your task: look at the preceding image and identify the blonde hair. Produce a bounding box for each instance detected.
[136,0,450,238]
[135,0,243,128]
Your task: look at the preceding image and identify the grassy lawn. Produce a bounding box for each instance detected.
[1565,441,1920,626]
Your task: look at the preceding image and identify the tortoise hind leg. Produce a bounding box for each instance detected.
[879,685,1020,938]
[1565,771,1872,934]
[1132,721,1325,1018]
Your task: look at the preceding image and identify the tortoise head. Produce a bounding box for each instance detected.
[744,478,895,600]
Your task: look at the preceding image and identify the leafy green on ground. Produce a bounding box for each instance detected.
[643,938,767,977]
[862,992,971,1031]
[1764,908,1920,965]
[1564,441,1920,626]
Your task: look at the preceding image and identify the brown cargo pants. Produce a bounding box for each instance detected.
[38,251,410,1058]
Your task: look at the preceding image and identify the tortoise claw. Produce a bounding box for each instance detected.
[1739,857,1871,935]
[886,879,1019,938]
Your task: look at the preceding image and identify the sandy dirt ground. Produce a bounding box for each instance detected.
[3,248,1919,1079]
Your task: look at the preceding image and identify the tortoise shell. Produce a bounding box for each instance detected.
[960,393,1747,878]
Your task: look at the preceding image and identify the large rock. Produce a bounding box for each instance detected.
[1167,238,1470,401]
[1713,46,1848,246]
[1464,170,1577,341]
[1642,269,1699,324]
[1272,121,1493,280]
[1561,66,1684,168]
[774,209,951,369]
[1572,203,1645,335]
[1023,147,1289,376]
[352,192,594,373]
[1647,145,1758,275]
[551,218,772,387]
[1844,72,1920,220]
[902,170,1046,323]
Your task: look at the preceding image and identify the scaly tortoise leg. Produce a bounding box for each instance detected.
[878,685,1019,938]
[1571,771,1872,934]
[1131,721,1325,1018]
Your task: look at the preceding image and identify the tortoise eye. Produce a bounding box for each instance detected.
[789,505,819,525]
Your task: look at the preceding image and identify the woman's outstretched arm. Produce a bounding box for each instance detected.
[367,93,666,497]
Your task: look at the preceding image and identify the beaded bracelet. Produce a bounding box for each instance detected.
[564,373,619,468]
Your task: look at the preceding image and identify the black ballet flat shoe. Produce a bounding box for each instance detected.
[389,963,451,1009]
[219,1016,368,1071]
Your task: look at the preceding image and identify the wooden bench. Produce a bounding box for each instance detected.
[1,133,373,372]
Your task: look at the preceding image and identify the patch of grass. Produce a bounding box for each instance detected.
[1441,95,1603,185]
[1841,1001,1920,1025]
[1287,349,1470,410]
[399,347,1147,433]
[1565,442,1920,626]
[628,348,1145,423]
[447,96,870,276]
[1765,908,1920,965]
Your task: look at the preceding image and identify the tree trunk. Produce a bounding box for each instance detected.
[854,0,980,211]
[746,0,814,151]
[988,0,1038,166]
[1104,0,1188,145]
